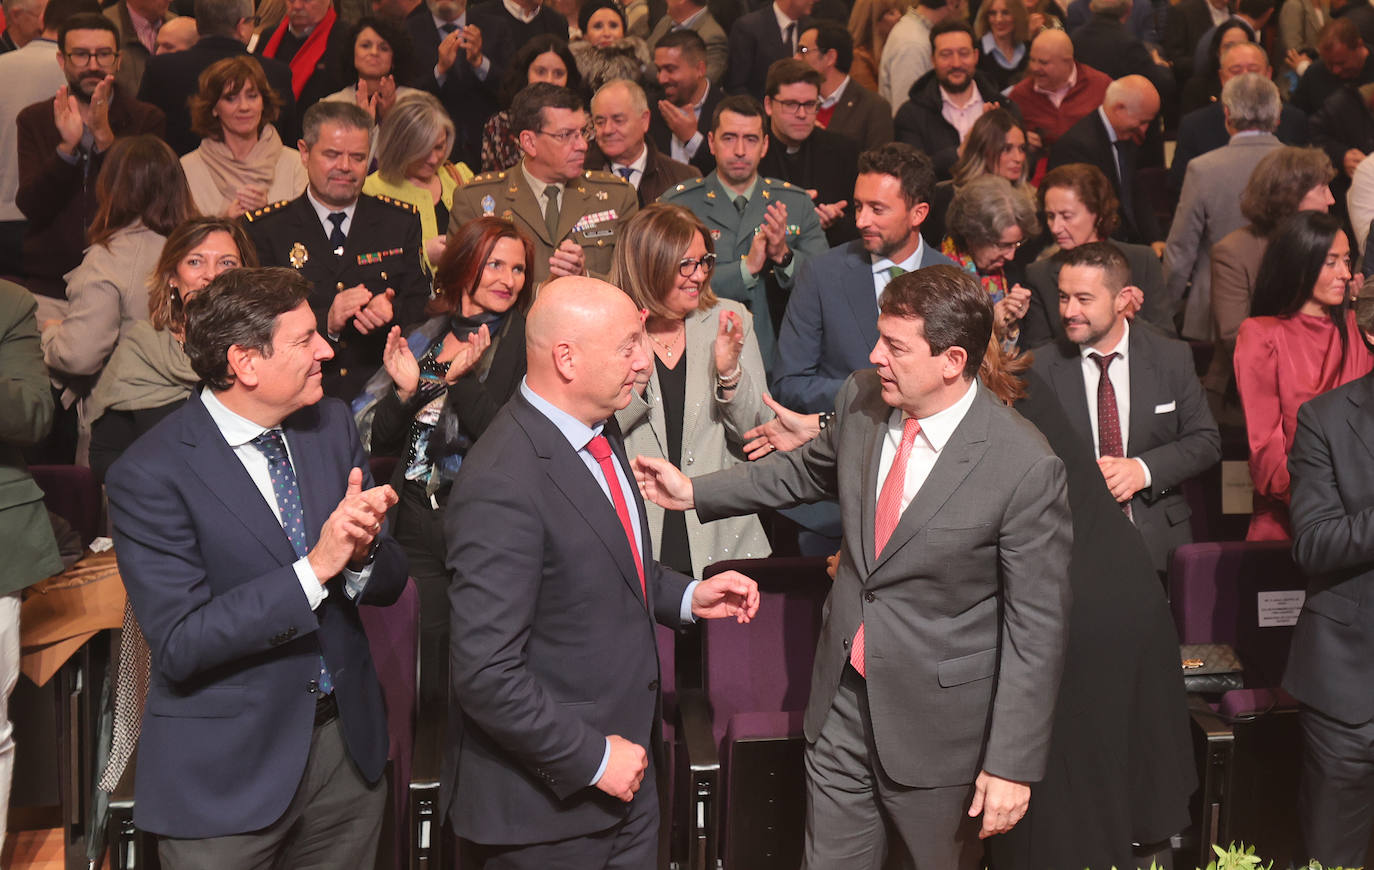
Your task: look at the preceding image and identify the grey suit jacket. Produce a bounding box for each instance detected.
[647,10,729,83]
[1031,322,1221,572]
[1163,132,1281,340]
[826,80,894,153]
[694,372,1072,787]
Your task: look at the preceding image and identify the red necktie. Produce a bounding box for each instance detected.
[851,417,922,678]
[586,435,646,602]
[1092,352,1132,520]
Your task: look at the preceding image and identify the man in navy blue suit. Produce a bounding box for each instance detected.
[107,266,407,867]
[772,142,954,413]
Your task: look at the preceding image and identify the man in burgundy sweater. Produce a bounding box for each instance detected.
[1008,29,1110,181]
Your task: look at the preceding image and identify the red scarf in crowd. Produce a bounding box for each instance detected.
[261,5,336,99]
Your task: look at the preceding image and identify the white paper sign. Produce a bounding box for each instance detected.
[1258,590,1306,627]
[1222,461,1254,516]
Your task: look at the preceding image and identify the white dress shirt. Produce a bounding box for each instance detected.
[306,189,357,248]
[870,239,926,305]
[610,146,650,189]
[772,2,801,52]
[1077,321,1152,486]
[670,81,711,163]
[876,377,978,514]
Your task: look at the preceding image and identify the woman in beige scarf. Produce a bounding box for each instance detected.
[180,56,308,218]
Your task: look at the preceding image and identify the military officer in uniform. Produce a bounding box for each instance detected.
[244,102,430,402]
[449,82,638,286]
[659,94,827,369]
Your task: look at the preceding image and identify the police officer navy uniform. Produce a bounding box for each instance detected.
[659,172,827,369]
[243,191,431,402]
[448,164,639,286]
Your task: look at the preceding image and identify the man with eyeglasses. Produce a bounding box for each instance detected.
[894,18,1019,180]
[14,10,164,299]
[585,78,695,207]
[758,57,859,247]
[451,82,639,287]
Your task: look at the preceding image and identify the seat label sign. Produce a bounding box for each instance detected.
[1257,590,1306,627]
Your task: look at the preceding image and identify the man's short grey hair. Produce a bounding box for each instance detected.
[301,101,374,145]
[1221,72,1281,132]
[2,0,42,17]
[194,0,252,37]
[592,78,649,115]
[1089,0,1133,17]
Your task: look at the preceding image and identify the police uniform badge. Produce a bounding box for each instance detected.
[289,242,308,269]
[481,195,496,216]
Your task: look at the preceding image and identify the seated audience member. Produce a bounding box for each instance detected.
[87,216,255,480]
[363,91,472,272]
[0,0,94,276]
[660,94,828,369]
[1170,40,1311,191]
[452,82,638,286]
[943,175,1038,352]
[1285,287,1374,870]
[364,216,532,718]
[1291,18,1374,115]
[1179,19,1256,115]
[878,0,953,115]
[181,55,308,218]
[105,266,406,868]
[1031,241,1220,574]
[1165,73,1284,341]
[0,0,46,51]
[1187,0,1276,85]
[645,0,727,84]
[758,58,860,246]
[1207,147,1335,424]
[1235,211,1371,541]
[569,0,651,94]
[1163,0,1230,85]
[15,11,165,298]
[42,136,192,404]
[1048,75,1163,249]
[651,28,722,174]
[796,21,894,153]
[846,0,904,94]
[975,0,1029,90]
[1279,0,1326,60]
[1008,29,1111,180]
[1330,0,1374,45]
[322,16,422,128]
[773,142,954,412]
[585,78,696,207]
[466,0,567,49]
[103,0,176,96]
[1310,49,1374,212]
[724,0,814,99]
[254,0,349,114]
[138,0,296,155]
[1071,0,1173,97]
[244,100,430,402]
[154,15,198,53]
[481,35,581,173]
[405,0,511,171]
[613,203,773,574]
[894,19,1018,180]
[922,107,1029,249]
[1023,162,1170,349]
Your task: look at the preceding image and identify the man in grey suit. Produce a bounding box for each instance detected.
[1164,71,1285,340]
[773,143,953,413]
[646,0,727,83]
[1032,243,1220,575]
[636,265,1073,867]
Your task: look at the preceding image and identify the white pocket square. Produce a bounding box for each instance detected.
[1155,401,1176,414]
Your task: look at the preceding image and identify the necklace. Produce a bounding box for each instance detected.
[647,322,685,359]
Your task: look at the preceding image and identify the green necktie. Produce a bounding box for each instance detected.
[887,265,906,280]
[544,185,562,239]
[734,195,747,215]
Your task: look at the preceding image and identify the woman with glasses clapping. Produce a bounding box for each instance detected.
[612,203,774,575]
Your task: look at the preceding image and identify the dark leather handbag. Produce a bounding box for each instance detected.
[1180,643,1244,694]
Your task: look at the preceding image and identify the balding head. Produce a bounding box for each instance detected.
[1103,75,1160,143]
[155,15,198,52]
[1027,29,1074,92]
[526,277,651,426]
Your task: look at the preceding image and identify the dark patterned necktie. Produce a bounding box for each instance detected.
[251,429,333,693]
[1091,353,1133,520]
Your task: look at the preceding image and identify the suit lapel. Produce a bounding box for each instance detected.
[1049,345,1095,450]
[702,175,750,254]
[1125,328,1156,457]
[680,309,713,450]
[1346,376,1374,462]
[858,406,886,573]
[283,407,328,550]
[841,244,880,352]
[289,195,333,269]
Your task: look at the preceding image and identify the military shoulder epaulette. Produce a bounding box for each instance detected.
[244,200,291,222]
[760,176,798,191]
[466,170,508,185]
[583,169,630,185]
[371,193,420,214]
[666,176,707,196]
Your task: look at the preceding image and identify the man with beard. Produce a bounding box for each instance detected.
[14,11,164,298]
[660,93,827,369]
[243,101,430,402]
[772,142,954,412]
[649,29,723,174]
[893,19,1019,180]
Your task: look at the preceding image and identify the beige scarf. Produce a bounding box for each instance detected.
[195,126,289,204]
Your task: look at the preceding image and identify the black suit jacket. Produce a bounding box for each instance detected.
[757,126,859,245]
[1030,322,1221,572]
[139,36,298,155]
[649,80,723,175]
[1162,0,1214,84]
[242,194,430,401]
[254,19,352,117]
[1285,370,1374,724]
[405,4,511,169]
[1169,101,1310,192]
[1070,12,1174,100]
[441,393,692,843]
[1048,111,1163,245]
[724,6,809,98]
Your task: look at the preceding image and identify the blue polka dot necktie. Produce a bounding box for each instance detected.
[251,429,333,694]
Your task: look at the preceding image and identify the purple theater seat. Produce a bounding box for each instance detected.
[31,464,101,546]
[360,577,420,870]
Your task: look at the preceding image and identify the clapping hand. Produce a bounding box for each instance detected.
[327,284,374,335]
[308,467,399,579]
[437,324,492,383]
[53,86,84,154]
[383,326,420,401]
[353,288,395,335]
[713,309,746,377]
[760,201,791,264]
